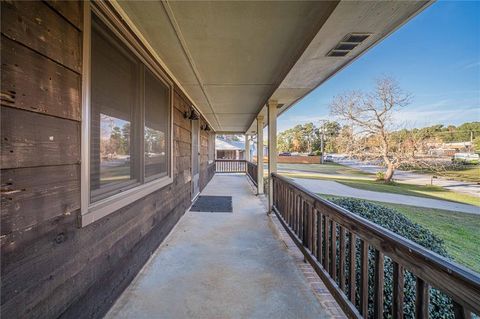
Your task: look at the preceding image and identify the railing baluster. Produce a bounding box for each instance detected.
[270,174,480,319]
[393,262,404,319]
[290,189,294,228]
[312,208,317,258]
[348,232,356,304]
[360,240,368,317]
[374,250,384,318]
[295,194,299,235]
[288,187,293,229]
[297,196,302,238]
[308,205,315,253]
[215,160,251,173]
[324,216,330,271]
[416,278,429,319]
[279,183,283,215]
[292,193,296,234]
[317,211,323,265]
[331,220,337,281]
[287,188,291,226]
[304,202,308,247]
[290,191,294,230]
[302,199,306,243]
[453,301,472,319]
[339,226,346,292]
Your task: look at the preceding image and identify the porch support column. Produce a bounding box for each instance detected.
[256,115,264,195]
[267,100,278,212]
[245,134,250,162]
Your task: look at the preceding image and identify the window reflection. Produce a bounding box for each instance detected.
[89,12,171,205]
[145,127,166,178]
[100,114,131,185]
[144,69,169,179]
[90,14,138,202]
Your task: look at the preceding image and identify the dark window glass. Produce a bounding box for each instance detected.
[144,69,169,179]
[90,14,140,202]
[88,12,171,205]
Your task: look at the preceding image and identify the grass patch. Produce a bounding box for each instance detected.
[321,194,480,274]
[279,162,480,206]
[431,166,479,183]
[336,179,480,206]
[277,163,372,177]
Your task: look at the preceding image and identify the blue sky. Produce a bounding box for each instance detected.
[277,0,480,132]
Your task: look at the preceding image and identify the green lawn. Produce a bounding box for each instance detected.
[279,163,480,206]
[423,165,480,183]
[336,179,480,206]
[321,195,480,274]
[278,162,371,177]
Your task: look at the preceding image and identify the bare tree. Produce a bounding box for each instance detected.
[330,76,412,182]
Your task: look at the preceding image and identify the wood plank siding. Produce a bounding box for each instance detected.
[0,1,215,318]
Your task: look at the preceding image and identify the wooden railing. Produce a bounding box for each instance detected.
[271,173,480,319]
[215,159,246,173]
[246,161,258,186]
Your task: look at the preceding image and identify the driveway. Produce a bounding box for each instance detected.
[292,178,480,215]
[337,159,480,198]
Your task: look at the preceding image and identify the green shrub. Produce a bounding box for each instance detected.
[375,171,385,181]
[329,197,453,319]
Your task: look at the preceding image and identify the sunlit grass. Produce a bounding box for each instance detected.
[428,166,479,183]
[321,194,480,274]
[337,179,480,206]
[279,163,480,206]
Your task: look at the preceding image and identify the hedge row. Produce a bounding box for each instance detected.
[329,197,454,318]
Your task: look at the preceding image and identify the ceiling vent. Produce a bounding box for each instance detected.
[327,33,371,57]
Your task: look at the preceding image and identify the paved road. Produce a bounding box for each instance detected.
[337,159,480,198]
[292,178,480,215]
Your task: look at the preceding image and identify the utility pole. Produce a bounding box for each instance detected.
[319,120,326,164]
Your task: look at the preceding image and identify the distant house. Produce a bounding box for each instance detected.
[215,138,245,159]
[428,141,473,156]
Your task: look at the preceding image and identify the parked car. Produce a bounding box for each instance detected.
[324,155,333,162]
[279,152,291,156]
[452,153,479,164]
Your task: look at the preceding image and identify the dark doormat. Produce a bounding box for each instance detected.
[191,196,233,213]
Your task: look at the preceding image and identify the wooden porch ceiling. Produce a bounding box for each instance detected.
[113,0,432,133]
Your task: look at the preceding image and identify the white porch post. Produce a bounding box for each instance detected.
[256,116,264,195]
[267,100,278,212]
[245,134,250,162]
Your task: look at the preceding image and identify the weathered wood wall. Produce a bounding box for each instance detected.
[199,120,216,190]
[0,1,214,318]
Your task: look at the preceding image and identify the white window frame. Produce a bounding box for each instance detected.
[80,2,174,227]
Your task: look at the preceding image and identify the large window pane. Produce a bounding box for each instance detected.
[144,69,169,179]
[90,14,140,201]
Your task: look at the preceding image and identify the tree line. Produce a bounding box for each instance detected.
[277,121,479,156]
[277,76,479,182]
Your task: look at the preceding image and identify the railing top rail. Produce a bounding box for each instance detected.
[272,173,480,312]
[215,159,247,162]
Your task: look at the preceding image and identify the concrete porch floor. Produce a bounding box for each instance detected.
[106,175,338,319]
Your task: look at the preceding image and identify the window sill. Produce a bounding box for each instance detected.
[80,176,173,227]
